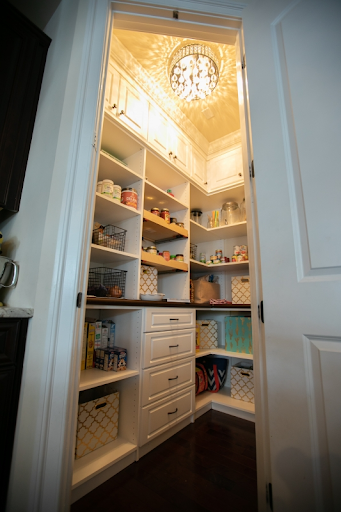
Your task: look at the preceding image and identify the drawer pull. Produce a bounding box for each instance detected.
[170,318,179,321]
[168,408,178,415]
[168,376,179,381]
[169,344,179,348]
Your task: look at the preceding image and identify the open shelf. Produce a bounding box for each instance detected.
[190,259,249,274]
[98,150,143,187]
[79,368,140,391]
[94,193,141,225]
[91,244,139,264]
[142,210,188,243]
[72,436,137,489]
[144,181,188,212]
[195,387,255,415]
[141,250,188,273]
[101,113,144,164]
[190,183,245,211]
[196,348,253,360]
[190,220,247,244]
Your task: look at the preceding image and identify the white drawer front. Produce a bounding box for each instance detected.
[143,329,195,369]
[144,308,195,332]
[140,386,195,446]
[141,357,195,406]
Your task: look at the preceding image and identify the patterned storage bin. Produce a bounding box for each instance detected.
[75,385,119,459]
[225,316,252,354]
[231,276,251,304]
[196,320,218,349]
[231,362,254,403]
[140,265,158,294]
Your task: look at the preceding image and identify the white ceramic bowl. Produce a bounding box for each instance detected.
[140,293,165,301]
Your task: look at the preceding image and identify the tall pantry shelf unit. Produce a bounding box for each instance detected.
[72,50,254,501]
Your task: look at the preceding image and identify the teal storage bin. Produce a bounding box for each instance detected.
[225,316,252,354]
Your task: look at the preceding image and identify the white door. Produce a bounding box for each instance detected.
[243,1,341,510]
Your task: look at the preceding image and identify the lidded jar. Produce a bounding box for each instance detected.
[221,201,240,225]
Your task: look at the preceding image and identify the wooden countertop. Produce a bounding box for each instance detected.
[86,298,251,309]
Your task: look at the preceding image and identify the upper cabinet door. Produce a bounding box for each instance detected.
[191,146,207,187]
[169,125,191,176]
[104,62,120,114]
[207,146,243,192]
[117,77,149,140]
[148,105,169,156]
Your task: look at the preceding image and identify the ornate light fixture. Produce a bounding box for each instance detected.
[169,44,219,102]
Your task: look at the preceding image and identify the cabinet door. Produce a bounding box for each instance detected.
[147,105,170,157]
[142,329,195,369]
[117,77,148,139]
[169,126,191,175]
[191,146,207,186]
[104,63,120,113]
[140,386,195,446]
[207,146,243,192]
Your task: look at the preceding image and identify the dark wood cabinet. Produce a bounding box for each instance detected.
[0,317,29,511]
[0,2,51,212]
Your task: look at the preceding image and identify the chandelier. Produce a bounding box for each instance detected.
[169,44,219,102]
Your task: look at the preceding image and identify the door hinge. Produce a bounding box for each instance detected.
[249,160,255,178]
[242,54,246,69]
[92,134,97,152]
[266,482,273,511]
[76,292,83,308]
[173,10,179,19]
[258,301,264,323]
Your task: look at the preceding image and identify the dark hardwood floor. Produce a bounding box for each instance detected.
[71,410,258,512]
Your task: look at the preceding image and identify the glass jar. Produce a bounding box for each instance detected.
[170,217,177,224]
[191,209,202,224]
[221,201,240,225]
[146,246,157,255]
[160,208,170,223]
[151,207,160,216]
[175,254,184,262]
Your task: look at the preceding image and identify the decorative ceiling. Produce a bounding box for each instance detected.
[112,30,240,144]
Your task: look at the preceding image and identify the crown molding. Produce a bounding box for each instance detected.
[207,129,241,156]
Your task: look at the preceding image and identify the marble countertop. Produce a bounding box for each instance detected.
[0,307,33,318]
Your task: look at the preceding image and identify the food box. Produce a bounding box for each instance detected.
[102,347,127,371]
[140,265,158,294]
[196,320,218,349]
[231,276,251,304]
[230,362,254,403]
[225,316,252,354]
[75,385,119,459]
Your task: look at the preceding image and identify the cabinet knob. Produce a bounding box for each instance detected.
[169,151,173,156]
[238,172,242,176]
[112,103,117,109]
[119,110,125,115]
[173,155,177,160]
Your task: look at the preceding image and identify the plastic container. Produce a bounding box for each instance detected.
[96,181,103,193]
[121,188,138,209]
[112,184,121,203]
[101,179,114,196]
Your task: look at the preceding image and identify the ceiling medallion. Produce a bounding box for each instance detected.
[169,44,219,102]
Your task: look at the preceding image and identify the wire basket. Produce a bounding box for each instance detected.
[87,268,127,298]
[190,243,197,260]
[92,225,126,252]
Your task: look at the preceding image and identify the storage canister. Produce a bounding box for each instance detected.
[101,179,114,196]
[121,188,138,209]
[146,246,157,255]
[160,208,170,223]
[112,184,121,203]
